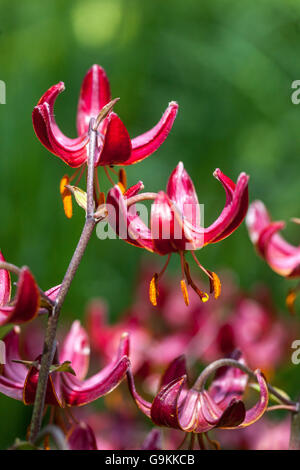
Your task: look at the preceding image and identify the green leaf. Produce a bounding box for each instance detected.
[49,361,76,376]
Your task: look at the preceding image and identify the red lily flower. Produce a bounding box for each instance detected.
[107,162,249,304]
[32,64,178,168]
[246,200,300,278]
[0,321,130,407]
[127,351,268,438]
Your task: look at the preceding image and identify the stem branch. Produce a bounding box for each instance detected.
[28,119,97,442]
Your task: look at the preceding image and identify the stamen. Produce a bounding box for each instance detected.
[60,175,72,219]
[149,273,159,306]
[73,165,86,186]
[191,251,213,279]
[68,166,81,183]
[286,287,299,315]
[184,259,209,303]
[208,271,221,299]
[118,168,127,191]
[204,433,221,450]
[179,251,190,306]
[197,433,207,450]
[117,182,126,194]
[104,166,116,186]
[97,191,106,206]
[158,253,171,279]
[180,279,189,306]
[94,167,101,200]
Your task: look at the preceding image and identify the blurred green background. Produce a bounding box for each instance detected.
[0,0,300,448]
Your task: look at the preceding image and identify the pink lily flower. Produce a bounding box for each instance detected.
[246,200,300,278]
[32,64,178,168]
[127,351,268,438]
[107,162,249,304]
[0,321,130,407]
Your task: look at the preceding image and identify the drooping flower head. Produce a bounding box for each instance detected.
[32,65,178,218]
[106,162,249,305]
[127,351,268,448]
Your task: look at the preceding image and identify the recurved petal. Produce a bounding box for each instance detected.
[59,321,90,381]
[0,327,27,401]
[106,185,154,252]
[141,429,162,450]
[216,399,246,428]
[44,284,61,302]
[246,200,272,245]
[159,355,187,389]
[33,82,88,168]
[127,101,178,165]
[151,192,192,254]
[0,268,40,326]
[236,370,268,428]
[77,64,111,136]
[258,223,300,278]
[166,162,200,227]
[62,356,129,407]
[0,251,11,306]
[151,376,186,429]
[203,170,249,245]
[67,422,98,450]
[123,181,144,199]
[23,360,64,407]
[208,350,248,409]
[127,368,152,418]
[96,113,132,166]
[247,201,300,278]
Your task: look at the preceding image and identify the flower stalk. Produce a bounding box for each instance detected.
[28,119,98,442]
[192,358,297,408]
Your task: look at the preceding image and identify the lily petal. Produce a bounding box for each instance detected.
[67,422,98,450]
[127,368,152,418]
[159,355,187,389]
[208,350,248,409]
[96,113,132,166]
[141,429,162,450]
[151,192,193,254]
[203,170,249,245]
[167,162,200,228]
[127,101,178,165]
[0,268,40,326]
[77,64,111,136]
[61,335,130,407]
[246,201,300,278]
[59,321,90,381]
[106,185,154,252]
[236,370,268,428]
[0,327,27,401]
[23,357,64,407]
[0,251,11,306]
[32,82,88,168]
[151,376,186,429]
